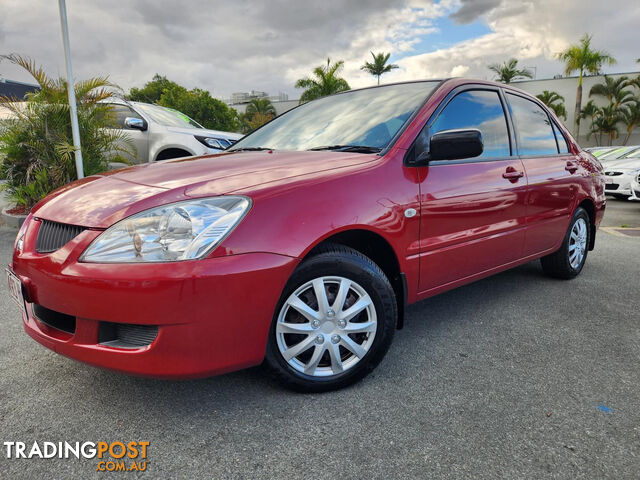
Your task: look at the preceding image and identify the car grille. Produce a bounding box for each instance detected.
[604,171,623,176]
[605,183,619,190]
[35,220,86,253]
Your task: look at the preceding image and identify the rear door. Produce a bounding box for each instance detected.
[417,86,528,294]
[505,93,576,256]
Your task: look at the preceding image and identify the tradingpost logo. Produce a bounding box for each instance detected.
[3,441,150,472]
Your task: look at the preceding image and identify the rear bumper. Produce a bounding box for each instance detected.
[12,226,298,378]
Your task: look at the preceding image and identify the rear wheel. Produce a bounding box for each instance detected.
[541,207,590,279]
[264,244,396,392]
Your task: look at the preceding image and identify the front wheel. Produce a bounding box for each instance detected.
[264,244,396,392]
[541,207,590,279]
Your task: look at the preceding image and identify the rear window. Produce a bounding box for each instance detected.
[507,93,558,156]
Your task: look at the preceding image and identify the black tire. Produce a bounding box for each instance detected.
[540,207,590,279]
[264,244,396,392]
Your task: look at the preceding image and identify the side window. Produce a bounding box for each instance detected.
[430,90,511,158]
[104,105,142,130]
[552,122,569,153]
[507,93,558,155]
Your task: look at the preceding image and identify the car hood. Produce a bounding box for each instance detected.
[31,150,375,228]
[602,158,640,171]
[166,126,242,140]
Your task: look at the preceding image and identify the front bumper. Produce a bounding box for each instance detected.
[11,217,298,379]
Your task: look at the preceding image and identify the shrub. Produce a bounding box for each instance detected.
[0,54,133,209]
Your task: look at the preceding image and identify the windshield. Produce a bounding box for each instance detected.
[231,81,439,152]
[135,103,203,129]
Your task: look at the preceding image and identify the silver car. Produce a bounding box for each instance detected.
[101,99,242,163]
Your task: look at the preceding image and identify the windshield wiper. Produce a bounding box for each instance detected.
[229,147,273,152]
[307,145,382,153]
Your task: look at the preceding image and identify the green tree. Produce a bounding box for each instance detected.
[556,34,616,138]
[589,75,634,110]
[245,98,276,118]
[127,74,177,103]
[158,85,239,131]
[295,58,350,103]
[238,98,276,134]
[128,75,239,132]
[620,100,640,145]
[592,104,621,146]
[360,51,399,85]
[0,54,132,208]
[580,100,602,145]
[536,90,567,120]
[487,58,533,84]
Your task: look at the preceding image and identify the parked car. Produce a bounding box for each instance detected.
[585,146,616,157]
[631,170,640,199]
[8,79,605,392]
[100,99,242,163]
[598,145,640,165]
[602,149,640,199]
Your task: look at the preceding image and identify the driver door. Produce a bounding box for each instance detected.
[417,87,528,294]
[104,104,149,164]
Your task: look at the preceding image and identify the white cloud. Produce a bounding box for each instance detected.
[0,0,638,101]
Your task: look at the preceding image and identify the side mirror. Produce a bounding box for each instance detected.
[124,117,147,131]
[428,129,483,161]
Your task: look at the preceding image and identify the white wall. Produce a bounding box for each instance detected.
[512,72,640,147]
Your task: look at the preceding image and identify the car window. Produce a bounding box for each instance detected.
[430,90,511,158]
[104,104,143,130]
[135,103,203,129]
[507,93,558,156]
[552,122,569,153]
[231,81,439,152]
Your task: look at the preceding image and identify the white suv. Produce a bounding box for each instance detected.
[101,99,242,164]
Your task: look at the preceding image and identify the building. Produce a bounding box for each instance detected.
[0,78,40,99]
[227,90,289,106]
[512,72,640,147]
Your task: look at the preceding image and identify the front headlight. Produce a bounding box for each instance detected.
[80,196,251,263]
[195,135,227,150]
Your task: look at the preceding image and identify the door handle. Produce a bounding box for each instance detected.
[565,162,578,173]
[502,168,524,181]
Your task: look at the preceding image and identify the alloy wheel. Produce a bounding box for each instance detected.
[569,217,587,269]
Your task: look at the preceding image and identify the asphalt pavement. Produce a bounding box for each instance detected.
[0,199,638,479]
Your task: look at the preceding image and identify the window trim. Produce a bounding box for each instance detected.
[404,84,516,166]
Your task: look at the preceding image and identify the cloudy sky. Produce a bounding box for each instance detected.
[1,0,639,100]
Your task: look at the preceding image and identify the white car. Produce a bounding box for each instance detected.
[100,99,242,163]
[602,151,640,199]
[631,170,640,200]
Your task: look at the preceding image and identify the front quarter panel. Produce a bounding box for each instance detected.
[214,152,422,298]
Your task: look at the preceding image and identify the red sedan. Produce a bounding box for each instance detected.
[7,79,605,391]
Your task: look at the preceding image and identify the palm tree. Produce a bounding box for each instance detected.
[487,58,533,84]
[580,100,602,145]
[592,104,621,146]
[0,54,133,208]
[295,58,350,103]
[239,98,276,133]
[589,75,634,110]
[536,90,567,120]
[556,34,616,138]
[245,98,276,118]
[620,101,640,145]
[360,51,399,85]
